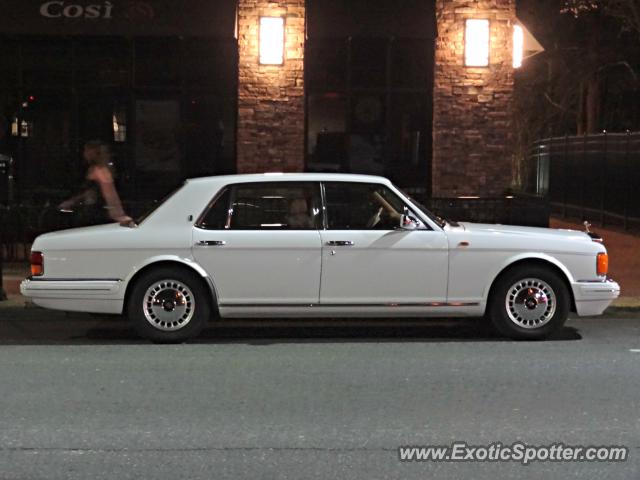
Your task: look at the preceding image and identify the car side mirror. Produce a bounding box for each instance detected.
[399,207,420,230]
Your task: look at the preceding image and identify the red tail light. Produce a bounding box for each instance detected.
[30,251,44,276]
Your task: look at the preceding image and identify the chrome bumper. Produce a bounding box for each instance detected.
[20,278,124,314]
[21,278,122,297]
[572,279,620,316]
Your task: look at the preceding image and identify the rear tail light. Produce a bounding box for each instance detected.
[596,252,608,276]
[30,251,44,276]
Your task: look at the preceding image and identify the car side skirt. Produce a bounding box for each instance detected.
[218,303,483,318]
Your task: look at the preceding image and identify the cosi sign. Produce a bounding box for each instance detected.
[39,1,114,19]
[0,0,237,37]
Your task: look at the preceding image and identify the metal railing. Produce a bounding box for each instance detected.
[528,131,640,230]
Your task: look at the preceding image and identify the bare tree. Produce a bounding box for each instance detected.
[513,0,640,190]
[602,0,640,40]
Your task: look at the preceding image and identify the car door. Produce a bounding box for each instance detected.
[192,181,323,305]
[319,182,448,305]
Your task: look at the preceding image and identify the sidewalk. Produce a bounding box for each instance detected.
[2,218,639,308]
[2,262,29,298]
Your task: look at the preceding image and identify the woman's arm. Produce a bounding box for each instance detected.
[92,166,132,222]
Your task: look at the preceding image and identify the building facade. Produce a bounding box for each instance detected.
[0,0,516,206]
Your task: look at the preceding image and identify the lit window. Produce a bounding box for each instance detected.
[465,19,490,67]
[259,17,285,65]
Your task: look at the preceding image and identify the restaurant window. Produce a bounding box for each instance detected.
[0,38,18,90]
[305,37,434,191]
[135,38,182,88]
[0,35,237,206]
[75,38,130,88]
[22,39,72,88]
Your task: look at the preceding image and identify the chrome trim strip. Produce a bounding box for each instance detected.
[27,288,114,292]
[576,279,617,283]
[28,277,122,282]
[219,302,480,308]
[456,248,595,256]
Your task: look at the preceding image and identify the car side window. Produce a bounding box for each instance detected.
[324,182,408,230]
[198,188,231,229]
[228,182,322,230]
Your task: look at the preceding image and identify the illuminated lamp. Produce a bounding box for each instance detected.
[465,19,490,67]
[259,17,285,65]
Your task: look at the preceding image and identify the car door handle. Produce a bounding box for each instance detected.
[196,240,226,246]
[326,240,354,246]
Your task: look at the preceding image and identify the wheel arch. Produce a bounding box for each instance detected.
[484,255,577,313]
[123,257,219,315]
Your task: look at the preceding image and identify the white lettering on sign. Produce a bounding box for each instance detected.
[39,1,113,19]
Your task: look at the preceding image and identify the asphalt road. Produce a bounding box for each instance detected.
[0,306,638,479]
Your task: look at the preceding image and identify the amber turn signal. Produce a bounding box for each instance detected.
[30,251,44,276]
[596,252,608,276]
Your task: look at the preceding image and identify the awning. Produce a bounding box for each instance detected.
[307,0,437,40]
[0,0,237,37]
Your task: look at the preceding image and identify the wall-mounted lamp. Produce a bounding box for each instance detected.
[513,24,524,68]
[512,22,545,69]
[464,19,490,67]
[259,16,285,65]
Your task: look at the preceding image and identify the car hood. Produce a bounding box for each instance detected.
[454,222,591,242]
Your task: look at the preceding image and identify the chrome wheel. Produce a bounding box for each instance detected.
[142,279,195,332]
[505,278,557,329]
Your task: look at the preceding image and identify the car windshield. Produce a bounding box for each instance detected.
[395,186,448,228]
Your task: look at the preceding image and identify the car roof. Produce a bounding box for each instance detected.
[185,173,392,185]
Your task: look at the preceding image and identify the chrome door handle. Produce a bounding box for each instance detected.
[326,240,354,246]
[196,240,226,246]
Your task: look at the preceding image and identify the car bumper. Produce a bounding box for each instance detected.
[572,279,620,316]
[20,278,124,314]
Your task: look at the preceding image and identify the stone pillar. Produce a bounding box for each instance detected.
[236,0,305,173]
[432,0,515,197]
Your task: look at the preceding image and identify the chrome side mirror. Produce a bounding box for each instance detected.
[399,207,420,230]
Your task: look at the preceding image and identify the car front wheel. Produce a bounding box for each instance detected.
[128,267,210,343]
[488,265,570,340]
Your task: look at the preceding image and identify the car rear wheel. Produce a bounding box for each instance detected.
[128,267,210,343]
[488,265,570,340]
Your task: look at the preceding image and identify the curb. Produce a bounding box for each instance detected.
[605,306,640,314]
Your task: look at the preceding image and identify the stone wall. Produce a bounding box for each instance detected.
[432,0,516,197]
[236,0,305,173]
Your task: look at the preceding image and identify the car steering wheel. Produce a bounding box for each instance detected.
[366,206,384,229]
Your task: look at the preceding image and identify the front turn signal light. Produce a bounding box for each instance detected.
[596,252,608,276]
[30,251,44,276]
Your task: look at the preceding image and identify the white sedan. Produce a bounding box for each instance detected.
[21,173,620,342]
